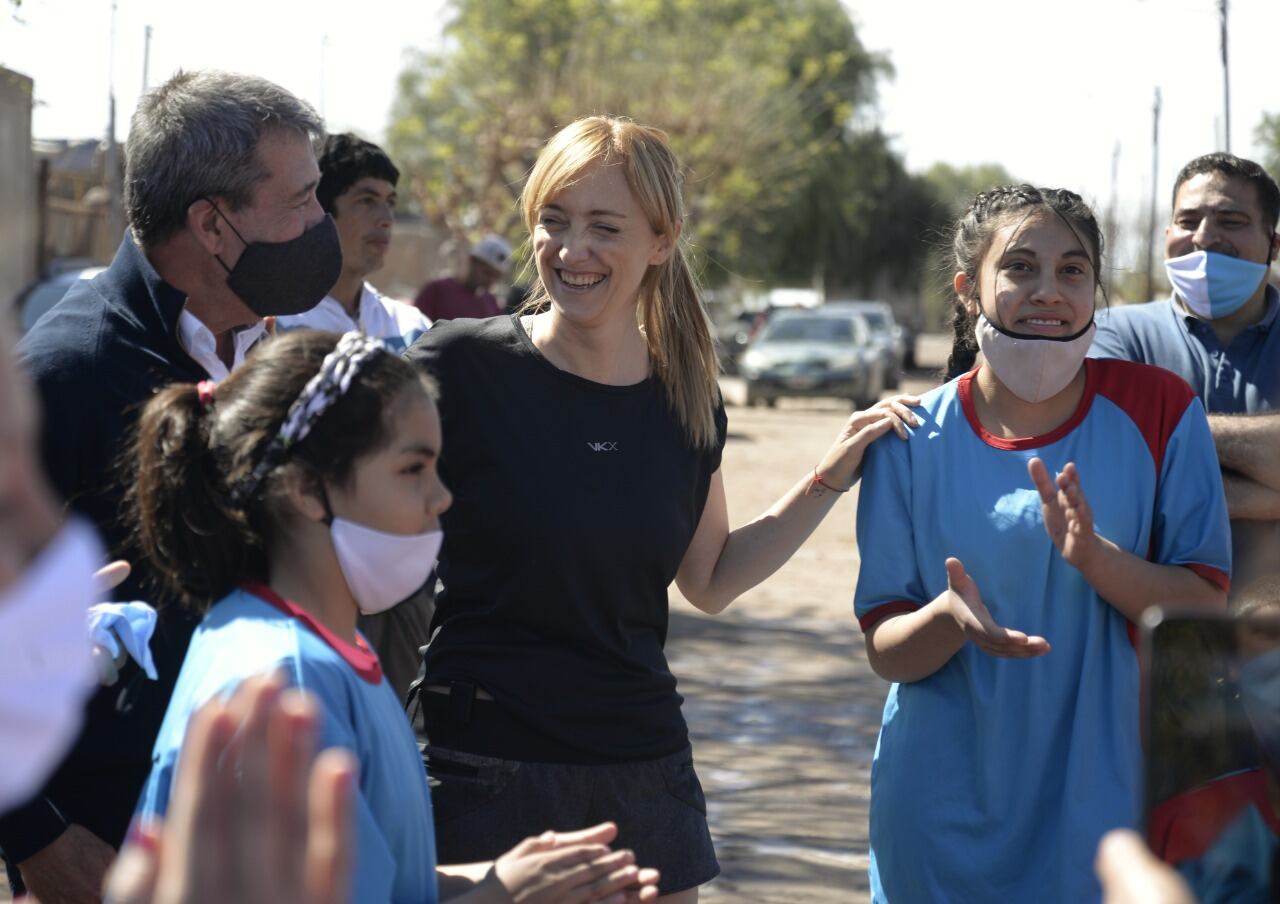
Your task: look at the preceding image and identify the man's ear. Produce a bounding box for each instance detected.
[278,465,328,524]
[186,198,231,257]
[953,272,978,317]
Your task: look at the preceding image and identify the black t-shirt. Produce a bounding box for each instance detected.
[406,316,726,762]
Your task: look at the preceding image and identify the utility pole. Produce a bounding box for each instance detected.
[1219,0,1230,151]
[319,34,329,118]
[1144,88,1162,302]
[1105,142,1120,261]
[104,0,124,247]
[142,25,152,94]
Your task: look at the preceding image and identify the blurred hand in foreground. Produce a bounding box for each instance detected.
[103,674,355,904]
[1095,829,1196,904]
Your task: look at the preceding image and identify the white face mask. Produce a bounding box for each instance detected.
[974,313,1095,403]
[329,518,442,615]
[0,520,102,811]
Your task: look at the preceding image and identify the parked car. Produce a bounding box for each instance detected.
[823,300,905,388]
[13,262,105,332]
[737,308,884,408]
[715,308,777,374]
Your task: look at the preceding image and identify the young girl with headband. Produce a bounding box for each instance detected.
[128,330,659,904]
[853,186,1233,902]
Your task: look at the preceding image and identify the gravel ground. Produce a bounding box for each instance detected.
[675,341,946,902]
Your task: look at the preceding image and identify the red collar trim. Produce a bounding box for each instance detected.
[958,360,1098,451]
[242,582,383,684]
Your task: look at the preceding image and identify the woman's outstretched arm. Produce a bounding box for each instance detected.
[675,396,918,615]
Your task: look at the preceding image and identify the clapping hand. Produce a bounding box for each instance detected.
[942,557,1050,658]
[1028,458,1100,570]
[104,674,356,904]
[490,822,660,904]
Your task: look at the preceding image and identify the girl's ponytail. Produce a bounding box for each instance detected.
[127,382,262,609]
[944,300,978,381]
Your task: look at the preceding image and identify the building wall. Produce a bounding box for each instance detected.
[0,68,36,315]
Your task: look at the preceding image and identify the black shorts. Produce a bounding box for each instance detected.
[423,743,720,894]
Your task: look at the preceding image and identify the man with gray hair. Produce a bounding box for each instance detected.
[1,70,337,902]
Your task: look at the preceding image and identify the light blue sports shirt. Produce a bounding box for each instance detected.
[136,585,439,904]
[855,358,1231,903]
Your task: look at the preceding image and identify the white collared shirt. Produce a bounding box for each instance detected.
[276,283,431,353]
[176,311,268,381]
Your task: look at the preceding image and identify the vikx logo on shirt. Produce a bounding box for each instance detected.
[587,442,619,452]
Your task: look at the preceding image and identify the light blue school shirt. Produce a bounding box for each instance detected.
[854,358,1231,903]
[136,585,438,904]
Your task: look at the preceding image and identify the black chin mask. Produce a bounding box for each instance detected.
[209,201,342,316]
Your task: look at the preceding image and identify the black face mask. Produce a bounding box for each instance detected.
[208,201,342,317]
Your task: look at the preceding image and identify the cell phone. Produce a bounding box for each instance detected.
[1141,607,1280,903]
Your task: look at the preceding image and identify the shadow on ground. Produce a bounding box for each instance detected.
[666,610,890,902]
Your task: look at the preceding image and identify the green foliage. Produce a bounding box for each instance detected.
[922,162,1016,219]
[388,0,939,291]
[1256,112,1280,183]
[757,128,939,296]
[915,162,1016,330]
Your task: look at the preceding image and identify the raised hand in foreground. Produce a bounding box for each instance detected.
[104,674,355,904]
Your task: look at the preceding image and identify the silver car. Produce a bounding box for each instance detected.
[823,300,905,389]
[738,309,884,408]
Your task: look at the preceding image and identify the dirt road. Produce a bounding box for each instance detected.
[675,344,946,902]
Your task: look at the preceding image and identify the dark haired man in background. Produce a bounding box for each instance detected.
[278,132,429,352]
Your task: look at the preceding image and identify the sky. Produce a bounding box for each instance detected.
[850,0,1280,243]
[4,0,1279,265]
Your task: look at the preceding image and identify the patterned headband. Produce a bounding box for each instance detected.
[228,332,388,507]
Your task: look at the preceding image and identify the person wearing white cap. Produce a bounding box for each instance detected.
[413,233,512,321]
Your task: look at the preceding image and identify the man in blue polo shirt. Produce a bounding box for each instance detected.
[1092,152,1280,594]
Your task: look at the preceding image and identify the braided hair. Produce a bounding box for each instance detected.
[945,185,1105,381]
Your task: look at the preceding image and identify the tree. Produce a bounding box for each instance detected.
[387,0,897,284]
[1256,112,1280,182]
[921,162,1016,219]
[915,162,1016,330]
[754,127,940,297]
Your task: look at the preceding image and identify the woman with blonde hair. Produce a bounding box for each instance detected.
[405,115,915,901]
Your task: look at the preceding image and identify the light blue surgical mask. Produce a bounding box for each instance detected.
[1165,249,1269,319]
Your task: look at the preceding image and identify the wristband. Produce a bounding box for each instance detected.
[807,465,850,497]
